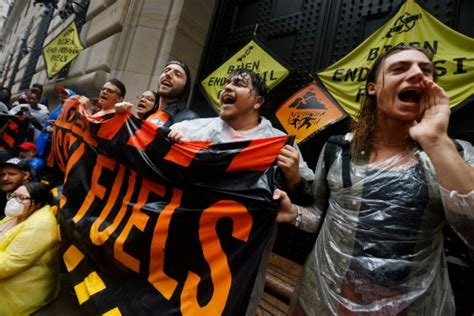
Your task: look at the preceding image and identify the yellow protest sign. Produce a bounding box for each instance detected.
[318,0,474,119]
[276,83,346,144]
[201,40,289,112]
[43,21,84,79]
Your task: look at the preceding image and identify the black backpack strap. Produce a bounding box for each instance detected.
[324,135,352,188]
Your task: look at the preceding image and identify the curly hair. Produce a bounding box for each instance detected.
[351,45,435,159]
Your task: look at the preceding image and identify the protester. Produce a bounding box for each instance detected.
[134,90,157,119]
[115,61,199,126]
[87,78,126,117]
[18,142,44,179]
[35,87,76,159]
[169,68,314,191]
[0,157,32,218]
[10,92,28,108]
[0,182,60,315]
[168,68,314,314]
[274,45,474,315]
[9,89,49,142]
[32,83,50,109]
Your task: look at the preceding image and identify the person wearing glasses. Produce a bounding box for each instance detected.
[89,78,126,117]
[0,157,32,219]
[134,90,157,119]
[0,182,60,315]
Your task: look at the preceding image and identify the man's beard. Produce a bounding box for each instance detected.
[160,90,182,100]
[159,85,187,101]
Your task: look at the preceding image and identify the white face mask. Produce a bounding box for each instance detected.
[5,199,25,217]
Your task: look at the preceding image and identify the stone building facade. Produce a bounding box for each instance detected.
[0,0,215,106]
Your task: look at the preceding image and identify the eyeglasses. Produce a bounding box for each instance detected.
[101,87,120,95]
[6,192,32,204]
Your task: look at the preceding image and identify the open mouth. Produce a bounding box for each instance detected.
[221,95,235,105]
[161,80,172,88]
[398,89,422,103]
[137,101,147,109]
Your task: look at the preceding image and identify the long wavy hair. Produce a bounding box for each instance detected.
[351,45,435,159]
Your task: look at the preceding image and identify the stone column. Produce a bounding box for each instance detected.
[109,0,215,102]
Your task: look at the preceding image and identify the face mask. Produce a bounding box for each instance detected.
[5,199,25,217]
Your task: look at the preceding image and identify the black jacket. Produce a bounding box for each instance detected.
[146,101,199,128]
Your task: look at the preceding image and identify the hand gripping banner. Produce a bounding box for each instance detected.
[51,96,287,315]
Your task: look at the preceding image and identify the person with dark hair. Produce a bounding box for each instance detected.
[32,83,50,109]
[115,61,199,127]
[169,68,313,190]
[87,78,126,118]
[9,91,28,108]
[107,78,127,98]
[169,67,314,314]
[0,181,59,315]
[8,89,49,142]
[144,61,199,126]
[275,45,474,314]
[134,90,157,119]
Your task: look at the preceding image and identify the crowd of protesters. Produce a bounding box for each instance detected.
[0,45,473,315]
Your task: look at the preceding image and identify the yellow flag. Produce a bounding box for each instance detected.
[201,40,289,112]
[43,21,84,79]
[318,0,474,119]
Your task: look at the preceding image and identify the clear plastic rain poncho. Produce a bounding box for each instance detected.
[292,134,474,315]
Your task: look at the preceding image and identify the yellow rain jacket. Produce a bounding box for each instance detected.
[0,205,60,315]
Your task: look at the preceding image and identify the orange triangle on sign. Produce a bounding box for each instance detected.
[275,83,347,144]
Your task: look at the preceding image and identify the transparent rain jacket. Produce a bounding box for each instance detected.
[293,134,474,315]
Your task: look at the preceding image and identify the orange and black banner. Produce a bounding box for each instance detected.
[51,96,286,315]
[0,114,29,149]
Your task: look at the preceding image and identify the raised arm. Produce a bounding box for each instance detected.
[410,79,474,194]
[410,79,474,247]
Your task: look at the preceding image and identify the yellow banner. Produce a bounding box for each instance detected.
[276,83,346,144]
[201,40,289,112]
[42,21,84,79]
[318,0,474,119]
